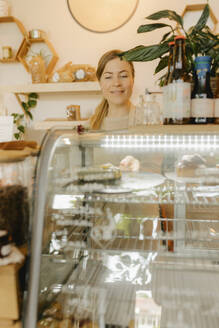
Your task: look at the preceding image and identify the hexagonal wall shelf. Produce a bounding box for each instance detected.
[181,4,218,33]
[0,16,27,62]
[17,36,59,75]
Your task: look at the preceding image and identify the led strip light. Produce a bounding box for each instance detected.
[101,134,219,150]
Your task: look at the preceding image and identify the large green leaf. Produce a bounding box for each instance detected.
[154,56,169,74]
[137,23,171,33]
[14,133,20,140]
[26,110,33,120]
[160,31,173,43]
[21,101,28,111]
[202,26,218,39]
[121,43,169,62]
[193,4,209,32]
[157,73,168,87]
[28,99,37,108]
[146,10,183,27]
[18,125,25,133]
[198,30,219,43]
[193,31,218,55]
[11,113,18,119]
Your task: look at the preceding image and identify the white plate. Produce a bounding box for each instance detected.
[165,172,200,183]
[93,172,165,194]
[94,188,132,194]
[120,172,166,191]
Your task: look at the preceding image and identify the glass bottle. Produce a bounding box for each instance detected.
[191,56,214,124]
[144,92,162,125]
[172,35,191,124]
[163,41,175,125]
[143,89,154,125]
[214,77,219,123]
[135,94,145,126]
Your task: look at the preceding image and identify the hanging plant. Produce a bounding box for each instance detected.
[12,92,38,139]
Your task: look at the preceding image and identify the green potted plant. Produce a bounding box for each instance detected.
[12,92,38,139]
[120,3,219,86]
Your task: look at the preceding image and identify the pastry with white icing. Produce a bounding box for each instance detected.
[119,155,140,172]
[176,154,206,177]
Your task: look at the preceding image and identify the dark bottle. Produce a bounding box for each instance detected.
[214,74,219,123]
[171,35,191,124]
[216,77,219,98]
[172,36,187,81]
[191,56,214,124]
[163,41,175,125]
[166,41,175,85]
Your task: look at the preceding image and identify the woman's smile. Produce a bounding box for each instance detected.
[110,89,125,94]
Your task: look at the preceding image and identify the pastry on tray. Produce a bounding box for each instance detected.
[176,154,206,177]
[37,317,59,327]
[42,302,63,320]
[119,155,140,172]
[77,166,121,184]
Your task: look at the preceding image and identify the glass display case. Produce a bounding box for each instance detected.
[24,126,219,328]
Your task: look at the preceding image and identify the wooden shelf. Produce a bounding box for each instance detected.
[0,81,101,94]
[130,124,219,134]
[0,16,27,60]
[28,38,45,43]
[0,16,27,36]
[17,36,59,74]
[181,4,218,33]
[0,57,17,63]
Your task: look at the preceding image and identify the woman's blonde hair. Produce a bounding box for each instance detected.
[90,49,135,130]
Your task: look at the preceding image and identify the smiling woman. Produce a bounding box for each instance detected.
[67,0,138,32]
[90,49,135,130]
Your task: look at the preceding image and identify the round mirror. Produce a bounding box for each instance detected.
[67,0,138,33]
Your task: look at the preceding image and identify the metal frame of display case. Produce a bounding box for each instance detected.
[24,128,80,326]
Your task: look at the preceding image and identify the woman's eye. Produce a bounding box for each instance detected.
[120,74,128,78]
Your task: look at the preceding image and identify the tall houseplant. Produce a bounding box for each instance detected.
[120,4,219,85]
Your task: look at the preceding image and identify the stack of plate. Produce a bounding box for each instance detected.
[0,0,9,17]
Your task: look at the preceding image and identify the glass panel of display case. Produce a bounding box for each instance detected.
[24,129,219,328]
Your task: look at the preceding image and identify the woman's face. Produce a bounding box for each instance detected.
[99,57,134,106]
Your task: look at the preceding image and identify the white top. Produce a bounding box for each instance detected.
[101,105,136,131]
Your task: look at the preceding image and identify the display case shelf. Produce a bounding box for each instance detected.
[51,188,219,206]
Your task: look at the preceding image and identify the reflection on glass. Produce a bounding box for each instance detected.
[135,291,161,328]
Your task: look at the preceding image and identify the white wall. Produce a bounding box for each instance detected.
[0,0,218,124]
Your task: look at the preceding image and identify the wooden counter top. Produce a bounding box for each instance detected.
[129,124,219,134]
